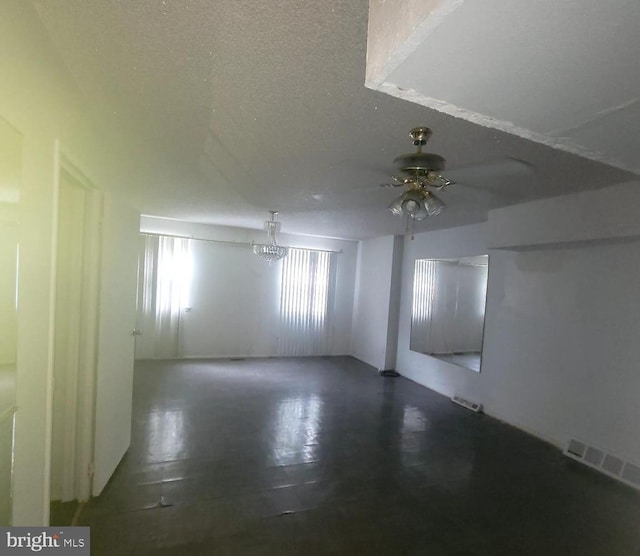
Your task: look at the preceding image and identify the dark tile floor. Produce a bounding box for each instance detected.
[80,357,640,555]
[50,500,78,526]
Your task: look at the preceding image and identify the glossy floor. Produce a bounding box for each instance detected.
[80,357,640,555]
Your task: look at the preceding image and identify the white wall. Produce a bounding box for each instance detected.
[0,209,18,366]
[385,236,404,370]
[488,180,640,249]
[350,235,403,370]
[481,242,640,461]
[0,3,161,523]
[183,240,281,358]
[138,216,358,358]
[395,185,640,465]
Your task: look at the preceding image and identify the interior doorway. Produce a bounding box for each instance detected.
[50,160,102,516]
[0,115,21,525]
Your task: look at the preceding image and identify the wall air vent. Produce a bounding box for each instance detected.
[602,454,625,477]
[621,463,640,488]
[567,439,587,458]
[451,395,482,413]
[583,446,605,467]
[565,438,640,490]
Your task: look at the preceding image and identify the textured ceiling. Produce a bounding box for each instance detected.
[32,0,636,240]
[375,0,640,175]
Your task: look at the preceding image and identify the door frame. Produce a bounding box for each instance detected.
[50,145,103,505]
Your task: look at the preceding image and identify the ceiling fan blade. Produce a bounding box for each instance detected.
[437,183,509,209]
[446,157,534,187]
[380,173,453,191]
[424,172,454,189]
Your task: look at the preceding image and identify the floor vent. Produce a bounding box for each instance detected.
[565,439,640,490]
[451,395,482,413]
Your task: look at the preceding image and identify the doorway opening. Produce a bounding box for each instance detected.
[50,159,102,524]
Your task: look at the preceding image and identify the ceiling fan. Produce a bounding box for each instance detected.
[384,127,535,223]
[385,126,452,222]
[304,126,533,222]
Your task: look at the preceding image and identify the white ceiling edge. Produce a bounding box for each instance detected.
[545,97,640,138]
[365,0,464,89]
[140,214,359,247]
[369,81,639,176]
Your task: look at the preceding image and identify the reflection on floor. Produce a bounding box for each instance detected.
[80,357,640,555]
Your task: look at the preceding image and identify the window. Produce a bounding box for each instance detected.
[155,235,192,320]
[278,248,335,356]
[138,234,192,358]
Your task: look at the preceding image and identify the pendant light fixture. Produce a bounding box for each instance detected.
[252,211,288,263]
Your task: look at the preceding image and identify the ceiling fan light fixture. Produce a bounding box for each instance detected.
[400,190,429,221]
[387,196,404,216]
[424,192,446,216]
[386,127,452,229]
[388,188,440,222]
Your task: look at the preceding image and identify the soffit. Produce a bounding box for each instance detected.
[31,0,636,240]
[378,0,640,175]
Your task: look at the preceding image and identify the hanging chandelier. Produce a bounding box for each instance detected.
[252,211,289,263]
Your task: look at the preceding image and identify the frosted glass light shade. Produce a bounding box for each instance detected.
[388,197,404,216]
[424,192,445,216]
[388,189,445,221]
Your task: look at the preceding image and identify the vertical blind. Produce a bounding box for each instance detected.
[411,258,437,351]
[278,248,335,356]
[411,258,488,355]
[139,235,192,358]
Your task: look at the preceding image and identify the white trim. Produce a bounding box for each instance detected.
[49,144,103,505]
[140,232,343,254]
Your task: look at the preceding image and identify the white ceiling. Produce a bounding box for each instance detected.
[31,0,637,240]
[374,0,640,175]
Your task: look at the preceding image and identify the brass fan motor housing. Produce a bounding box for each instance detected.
[408,126,433,145]
[393,126,447,178]
[393,152,446,175]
